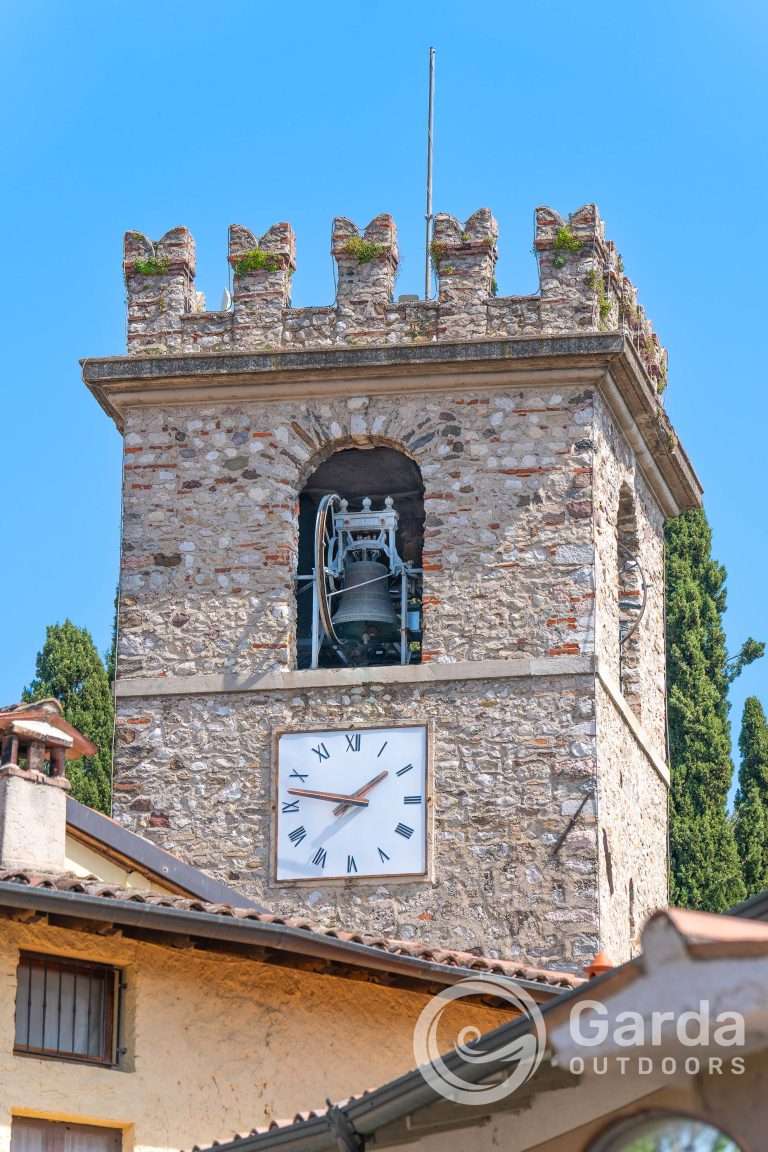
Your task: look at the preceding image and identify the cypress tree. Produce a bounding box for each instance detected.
[23,621,114,813]
[106,588,118,686]
[666,509,762,911]
[734,696,768,895]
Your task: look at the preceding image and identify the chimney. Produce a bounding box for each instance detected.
[0,701,95,873]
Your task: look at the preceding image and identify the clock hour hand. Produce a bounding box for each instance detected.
[332,770,389,817]
[286,787,370,807]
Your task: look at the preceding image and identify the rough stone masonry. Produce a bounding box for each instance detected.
[83,203,702,970]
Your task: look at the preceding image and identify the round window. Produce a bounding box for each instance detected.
[590,1113,742,1151]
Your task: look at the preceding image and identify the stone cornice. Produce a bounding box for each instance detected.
[82,332,701,514]
[114,653,595,698]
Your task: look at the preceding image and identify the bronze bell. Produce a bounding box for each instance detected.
[332,560,399,641]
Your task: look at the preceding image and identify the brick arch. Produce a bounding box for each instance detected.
[295,432,424,492]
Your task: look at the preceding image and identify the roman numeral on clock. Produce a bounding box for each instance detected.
[347,855,358,874]
[395,823,414,839]
[288,826,307,846]
[377,847,390,863]
[312,847,327,869]
[403,795,422,805]
[377,741,388,758]
[396,764,413,777]
[289,770,308,783]
[281,799,300,813]
[345,733,361,752]
[312,742,330,762]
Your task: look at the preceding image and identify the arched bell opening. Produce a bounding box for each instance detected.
[617,483,646,717]
[296,447,424,670]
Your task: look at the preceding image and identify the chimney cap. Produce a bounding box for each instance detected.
[10,720,74,747]
[0,701,97,759]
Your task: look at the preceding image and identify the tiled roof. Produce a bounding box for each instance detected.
[196,1095,372,1149]
[0,867,582,990]
[195,906,768,1152]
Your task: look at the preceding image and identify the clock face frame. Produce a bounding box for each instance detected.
[271,722,432,885]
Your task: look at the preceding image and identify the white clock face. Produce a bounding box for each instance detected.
[275,725,428,881]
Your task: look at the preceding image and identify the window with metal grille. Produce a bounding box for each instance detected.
[14,953,118,1065]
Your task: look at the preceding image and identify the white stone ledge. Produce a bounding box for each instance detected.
[114,656,669,787]
[115,654,594,699]
[595,658,670,787]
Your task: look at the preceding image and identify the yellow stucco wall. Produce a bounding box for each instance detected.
[0,919,510,1152]
[63,834,175,894]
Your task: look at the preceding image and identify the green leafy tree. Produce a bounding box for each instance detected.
[23,621,114,813]
[734,696,768,895]
[666,509,763,911]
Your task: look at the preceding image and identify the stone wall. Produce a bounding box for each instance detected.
[592,392,667,757]
[595,681,669,964]
[115,674,599,967]
[110,200,678,969]
[119,385,597,680]
[123,205,668,391]
[114,375,668,967]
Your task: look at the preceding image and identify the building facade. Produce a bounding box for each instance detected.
[84,204,701,970]
[1,764,555,1152]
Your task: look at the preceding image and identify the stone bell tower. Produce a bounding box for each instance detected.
[84,203,701,970]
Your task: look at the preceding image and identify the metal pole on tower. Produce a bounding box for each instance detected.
[424,47,436,300]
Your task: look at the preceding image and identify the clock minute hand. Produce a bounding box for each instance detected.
[333,770,389,817]
[286,787,369,807]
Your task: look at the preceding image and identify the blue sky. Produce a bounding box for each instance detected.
[1,0,766,780]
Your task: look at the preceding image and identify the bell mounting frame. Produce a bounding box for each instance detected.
[314,493,343,643]
[303,493,420,670]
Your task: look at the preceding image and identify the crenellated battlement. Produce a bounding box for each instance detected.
[123,205,667,392]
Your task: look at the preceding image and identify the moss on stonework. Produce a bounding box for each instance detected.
[585,268,612,328]
[552,225,582,268]
[343,236,387,263]
[235,249,282,275]
[598,291,612,326]
[133,257,170,276]
[429,239,447,267]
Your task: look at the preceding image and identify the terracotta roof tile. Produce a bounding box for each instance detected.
[189,1091,376,1150]
[0,867,581,990]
